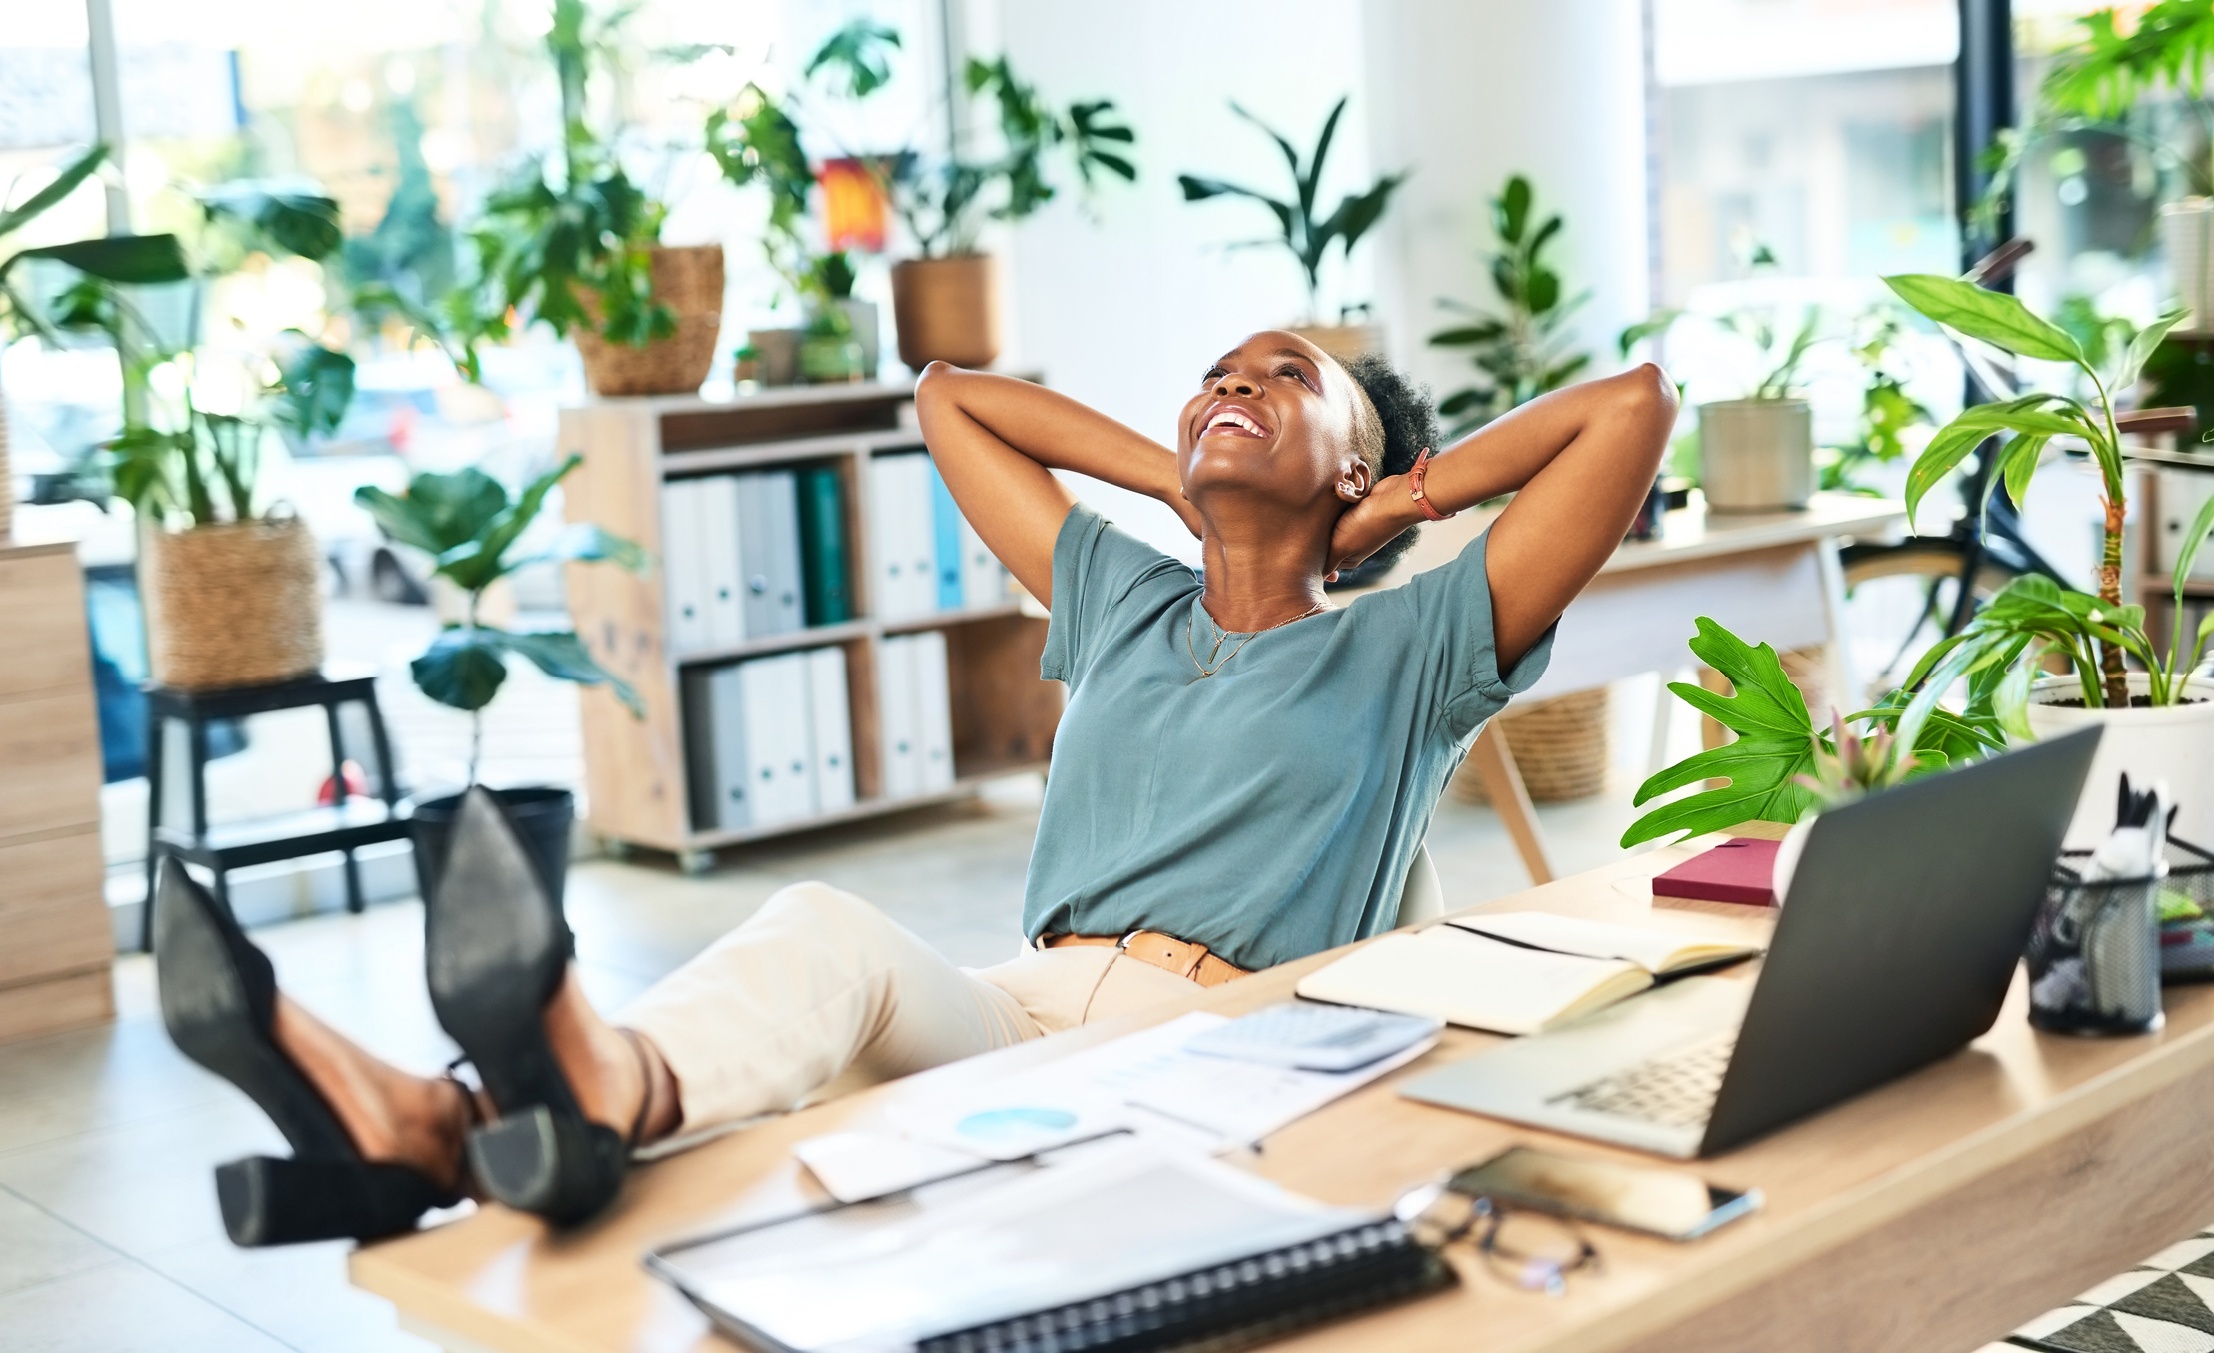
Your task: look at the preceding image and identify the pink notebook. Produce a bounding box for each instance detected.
[1651,837,1781,908]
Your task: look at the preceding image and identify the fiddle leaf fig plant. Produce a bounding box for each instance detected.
[1178,96,1404,323]
[354,454,645,785]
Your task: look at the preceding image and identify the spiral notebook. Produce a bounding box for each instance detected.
[644,1145,1452,1353]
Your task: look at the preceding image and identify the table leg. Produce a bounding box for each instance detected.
[1648,671,1680,778]
[1815,535,1859,711]
[142,709,166,952]
[1468,722,1553,885]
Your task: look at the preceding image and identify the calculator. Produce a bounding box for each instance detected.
[1183,1002,1443,1072]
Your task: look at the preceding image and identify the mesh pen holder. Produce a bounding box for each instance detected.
[2028,857,2166,1036]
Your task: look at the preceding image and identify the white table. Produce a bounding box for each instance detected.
[1376,493,1908,882]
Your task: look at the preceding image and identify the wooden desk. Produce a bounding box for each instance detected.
[352,840,2214,1353]
[1402,493,1908,883]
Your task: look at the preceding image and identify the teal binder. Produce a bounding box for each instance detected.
[795,466,852,625]
[929,464,965,611]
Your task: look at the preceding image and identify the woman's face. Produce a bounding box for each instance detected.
[1176,330,1370,512]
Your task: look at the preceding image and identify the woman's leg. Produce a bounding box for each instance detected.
[617,881,1041,1133]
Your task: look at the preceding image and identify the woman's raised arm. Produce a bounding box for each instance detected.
[1329,364,1678,668]
[914,364,1200,606]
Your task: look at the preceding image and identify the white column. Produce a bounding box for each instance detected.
[1361,0,1652,397]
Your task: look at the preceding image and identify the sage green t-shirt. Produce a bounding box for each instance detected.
[1023,505,1555,971]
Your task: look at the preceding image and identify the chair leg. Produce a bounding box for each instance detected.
[342,848,364,913]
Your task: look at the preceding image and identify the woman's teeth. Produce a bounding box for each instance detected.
[1206,410,1264,436]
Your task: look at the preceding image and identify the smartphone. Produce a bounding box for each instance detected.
[1447,1146,1760,1241]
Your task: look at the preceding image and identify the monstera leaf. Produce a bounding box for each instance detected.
[1619,619,1822,848]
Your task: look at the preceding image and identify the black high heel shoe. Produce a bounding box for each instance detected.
[151,859,461,1246]
[425,788,640,1226]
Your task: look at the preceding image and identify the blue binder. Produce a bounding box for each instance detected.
[929,464,965,612]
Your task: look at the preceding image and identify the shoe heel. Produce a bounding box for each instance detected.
[215,1156,450,1247]
[466,1107,628,1226]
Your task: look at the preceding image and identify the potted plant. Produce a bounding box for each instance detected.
[1178,96,1405,361]
[1427,173,1591,438]
[353,455,643,899]
[884,55,1136,370]
[473,0,720,398]
[58,185,353,691]
[1879,271,2214,846]
[707,27,894,382]
[1620,253,1823,512]
[1619,616,2004,852]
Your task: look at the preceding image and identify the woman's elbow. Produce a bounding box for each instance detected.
[915,360,961,415]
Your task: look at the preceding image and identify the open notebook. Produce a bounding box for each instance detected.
[1295,913,1760,1036]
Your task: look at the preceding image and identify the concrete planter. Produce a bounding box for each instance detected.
[1697,399,1813,512]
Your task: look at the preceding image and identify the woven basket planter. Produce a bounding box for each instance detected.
[142,516,324,690]
[574,244,725,397]
[1451,687,1610,805]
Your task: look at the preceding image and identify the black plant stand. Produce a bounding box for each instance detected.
[142,665,408,950]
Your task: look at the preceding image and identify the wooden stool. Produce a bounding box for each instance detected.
[142,665,407,949]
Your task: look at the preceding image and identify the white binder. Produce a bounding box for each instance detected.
[958,515,1006,610]
[696,475,747,650]
[867,456,909,620]
[806,646,856,813]
[913,629,956,792]
[902,456,942,617]
[878,635,921,798]
[736,474,779,638]
[661,480,712,655]
[707,663,751,829]
[760,470,806,635]
[739,654,815,826]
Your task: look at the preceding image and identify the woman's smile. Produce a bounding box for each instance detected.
[1198,399,1272,440]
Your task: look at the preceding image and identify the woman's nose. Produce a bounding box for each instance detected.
[1214,373,1258,396]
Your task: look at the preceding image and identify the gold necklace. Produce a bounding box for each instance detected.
[1185,598,1329,680]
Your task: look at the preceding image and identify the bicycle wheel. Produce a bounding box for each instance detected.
[1840,540,2019,703]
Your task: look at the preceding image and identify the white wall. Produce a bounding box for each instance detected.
[988,1,1652,557]
[1361,0,1652,406]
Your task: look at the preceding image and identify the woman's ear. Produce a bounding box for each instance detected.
[1336,459,1374,502]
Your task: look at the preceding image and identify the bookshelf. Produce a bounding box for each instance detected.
[557,382,1061,871]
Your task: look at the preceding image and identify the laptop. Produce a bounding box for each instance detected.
[1398,727,2101,1158]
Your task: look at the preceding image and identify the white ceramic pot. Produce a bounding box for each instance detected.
[2021,673,2214,850]
[2161,198,2214,330]
[1697,399,1813,512]
[1771,814,1817,905]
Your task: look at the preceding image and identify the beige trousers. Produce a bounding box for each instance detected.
[617,881,1206,1132]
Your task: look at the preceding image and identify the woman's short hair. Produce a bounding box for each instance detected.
[1339,352,1437,576]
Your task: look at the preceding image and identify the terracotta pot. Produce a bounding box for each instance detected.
[142,516,325,690]
[1286,324,1382,364]
[1697,398,1813,512]
[574,244,725,398]
[891,255,1000,370]
[2022,674,2214,851]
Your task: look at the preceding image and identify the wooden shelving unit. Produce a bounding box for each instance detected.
[557,383,1061,869]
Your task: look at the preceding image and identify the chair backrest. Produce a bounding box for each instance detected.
[1396,843,1446,927]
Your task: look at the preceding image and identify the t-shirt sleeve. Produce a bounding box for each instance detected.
[1040,504,1190,687]
[1399,526,1557,742]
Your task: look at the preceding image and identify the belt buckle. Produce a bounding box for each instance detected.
[1115,930,1144,952]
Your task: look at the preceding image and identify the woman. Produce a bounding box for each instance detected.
[154,333,1675,1244]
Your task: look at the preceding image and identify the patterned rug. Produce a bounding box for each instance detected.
[2000,1229,2214,1352]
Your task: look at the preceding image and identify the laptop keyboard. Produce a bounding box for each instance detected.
[1548,1032,1738,1129]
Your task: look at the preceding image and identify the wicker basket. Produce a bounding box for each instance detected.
[142,516,324,690]
[574,244,725,397]
[1451,687,1611,805]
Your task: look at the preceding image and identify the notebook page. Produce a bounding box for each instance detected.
[1447,911,1757,975]
[1294,928,1652,1035]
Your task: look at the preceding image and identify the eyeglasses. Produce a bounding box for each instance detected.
[1394,1179,1602,1297]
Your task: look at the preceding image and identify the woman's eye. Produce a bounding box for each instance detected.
[1201,365,1227,385]
[1278,365,1312,387]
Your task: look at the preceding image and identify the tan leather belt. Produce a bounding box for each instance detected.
[1040,929,1252,987]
